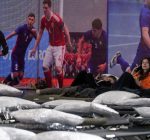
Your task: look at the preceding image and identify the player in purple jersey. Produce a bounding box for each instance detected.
[110,0,150,73]
[3,13,37,86]
[0,30,8,56]
[78,18,108,76]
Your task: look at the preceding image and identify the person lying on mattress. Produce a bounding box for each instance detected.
[114,57,150,90]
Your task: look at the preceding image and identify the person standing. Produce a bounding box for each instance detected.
[3,13,37,86]
[77,18,108,76]
[30,0,72,88]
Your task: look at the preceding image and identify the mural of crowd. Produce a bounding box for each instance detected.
[64,33,92,78]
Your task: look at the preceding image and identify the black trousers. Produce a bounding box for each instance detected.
[71,70,97,88]
[114,72,140,90]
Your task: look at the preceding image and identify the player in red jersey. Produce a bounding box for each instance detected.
[30,0,72,88]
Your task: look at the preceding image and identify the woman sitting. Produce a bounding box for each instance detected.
[114,57,150,97]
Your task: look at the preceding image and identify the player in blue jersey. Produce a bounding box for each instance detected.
[110,0,150,72]
[0,30,8,56]
[3,13,37,86]
[77,18,108,76]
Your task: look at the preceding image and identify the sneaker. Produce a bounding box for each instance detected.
[110,51,121,68]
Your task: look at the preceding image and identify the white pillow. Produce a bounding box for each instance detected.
[134,107,150,118]
[54,102,91,114]
[0,97,41,113]
[93,90,139,105]
[0,84,23,97]
[1,127,36,140]
[117,98,150,106]
[10,108,84,126]
[0,128,10,140]
[91,103,119,118]
[55,102,120,118]
[42,99,86,108]
[34,131,106,140]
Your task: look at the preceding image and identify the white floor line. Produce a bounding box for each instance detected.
[110,42,139,48]
[109,34,140,38]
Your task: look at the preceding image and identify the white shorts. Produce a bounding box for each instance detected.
[43,45,66,68]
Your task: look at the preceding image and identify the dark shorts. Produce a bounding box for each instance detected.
[11,53,25,72]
